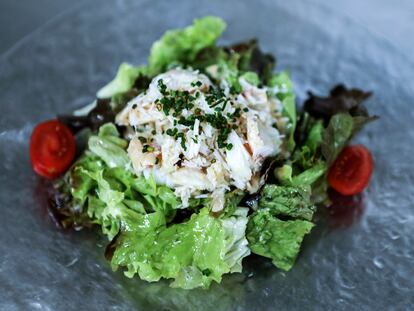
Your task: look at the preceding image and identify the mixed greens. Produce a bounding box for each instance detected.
[49,16,375,289]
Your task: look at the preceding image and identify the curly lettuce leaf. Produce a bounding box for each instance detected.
[247,209,314,271]
[148,16,226,75]
[74,167,177,239]
[70,152,103,204]
[172,208,250,288]
[88,123,130,168]
[259,184,315,221]
[111,207,249,289]
[97,17,225,100]
[97,63,148,99]
[66,123,178,239]
[221,208,250,273]
[74,163,176,239]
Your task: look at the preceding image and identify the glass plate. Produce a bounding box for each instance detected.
[0,0,413,310]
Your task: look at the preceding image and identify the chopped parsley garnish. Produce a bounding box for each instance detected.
[155,79,244,150]
[233,107,241,118]
[142,145,154,153]
[166,128,178,136]
[157,79,167,94]
[191,80,203,87]
[138,136,147,144]
[191,137,198,144]
[176,132,187,150]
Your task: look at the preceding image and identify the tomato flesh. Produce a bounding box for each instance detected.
[328,145,373,195]
[30,120,76,179]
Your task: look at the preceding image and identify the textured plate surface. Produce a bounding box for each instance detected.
[1,1,413,310]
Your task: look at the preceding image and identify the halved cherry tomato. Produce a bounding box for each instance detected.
[328,145,373,195]
[30,119,76,179]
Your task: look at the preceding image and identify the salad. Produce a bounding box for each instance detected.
[30,16,376,289]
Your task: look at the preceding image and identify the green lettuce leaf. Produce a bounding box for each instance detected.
[259,184,315,221]
[301,85,377,166]
[240,71,260,86]
[207,55,242,93]
[74,166,177,239]
[304,120,324,154]
[201,39,275,89]
[221,208,250,273]
[221,189,244,217]
[77,166,145,239]
[321,112,354,165]
[111,207,249,289]
[97,63,148,99]
[97,17,225,101]
[269,72,296,152]
[148,16,226,75]
[269,71,293,99]
[275,161,326,187]
[292,113,324,170]
[70,152,104,204]
[88,123,130,168]
[66,123,179,239]
[291,161,327,186]
[247,209,314,271]
[226,39,275,83]
[190,45,227,70]
[321,111,377,165]
[288,110,366,206]
[274,164,293,185]
[274,160,327,206]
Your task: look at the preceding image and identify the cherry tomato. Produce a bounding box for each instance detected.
[328,145,373,195]
[30,119,76,179]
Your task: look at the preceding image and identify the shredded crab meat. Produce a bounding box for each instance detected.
[116,68,287,210]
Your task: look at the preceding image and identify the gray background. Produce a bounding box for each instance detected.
[1,0,414,57]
